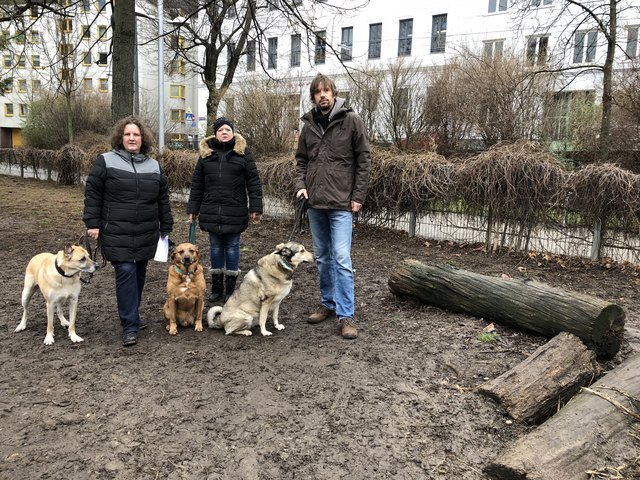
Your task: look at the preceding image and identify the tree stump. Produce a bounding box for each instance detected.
[484,353,640,480]
[388,260,625,358]
[478,332,599,424]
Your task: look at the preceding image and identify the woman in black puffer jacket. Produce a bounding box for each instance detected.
[84,116,173,346]
[187,118,263,302]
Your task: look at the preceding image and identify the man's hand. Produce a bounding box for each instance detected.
[296,189,308,200]
[351,201,362,213]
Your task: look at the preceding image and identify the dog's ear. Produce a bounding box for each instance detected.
[275,243,285,252]
[64,243,74,259]
[76,234,85,246]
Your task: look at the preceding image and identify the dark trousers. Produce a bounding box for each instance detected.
[112,260,148,336]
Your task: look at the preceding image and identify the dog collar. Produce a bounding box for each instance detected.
[55,260,75,278]
[174,265,195,276]
[276,253,294,272]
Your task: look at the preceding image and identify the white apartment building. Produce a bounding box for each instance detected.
[223,0,640,142]
[0,0,200,149]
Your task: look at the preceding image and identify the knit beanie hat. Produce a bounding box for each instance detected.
[214,117,234,133]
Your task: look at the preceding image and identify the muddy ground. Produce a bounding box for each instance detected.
[0,174,638,480]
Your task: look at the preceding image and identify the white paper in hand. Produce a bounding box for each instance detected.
[154,236,169,262]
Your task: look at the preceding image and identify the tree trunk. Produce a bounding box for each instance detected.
[485,353,640,480]
[111,0,136,123]
[388,260,625,358]
[478,332,599,424]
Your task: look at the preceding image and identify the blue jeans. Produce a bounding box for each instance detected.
[209,232,241,274]
[112,260,148,336]
[306,208,355,320]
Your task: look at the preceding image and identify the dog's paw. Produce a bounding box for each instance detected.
[275,324,285,331]
[60,319,70,327]
[69,333,84,343]
[195,323,203,332]
[169,327,178,335]
[43,335,55,346]
[14,323,26,332]
[261,330,273,336]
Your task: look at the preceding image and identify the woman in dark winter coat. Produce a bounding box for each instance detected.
[187,117,263,302]
[84,116,173,347]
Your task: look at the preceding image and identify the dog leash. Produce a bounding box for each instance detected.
[82,234,106,284]
[188,219,197,244]
[288,197,307,242]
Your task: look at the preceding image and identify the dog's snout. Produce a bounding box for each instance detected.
[183,255,193,265]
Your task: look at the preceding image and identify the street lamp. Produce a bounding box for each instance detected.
[158,0,165,150]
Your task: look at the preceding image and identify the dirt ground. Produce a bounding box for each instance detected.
[0,174,638,480]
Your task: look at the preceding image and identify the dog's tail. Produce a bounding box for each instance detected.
[206,306,224,329]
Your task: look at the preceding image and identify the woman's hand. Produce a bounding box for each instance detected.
[250,212,261,223]
[87,228,100,240]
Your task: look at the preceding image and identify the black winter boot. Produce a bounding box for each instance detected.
[209,273,224,303]
[224,274,238,301]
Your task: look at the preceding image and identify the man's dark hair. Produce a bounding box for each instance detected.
[309,73,338,103]
[110,115,156,155]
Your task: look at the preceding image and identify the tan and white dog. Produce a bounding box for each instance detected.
[15,241,97,345]
[163,242,206,335]
[207,242,314,336]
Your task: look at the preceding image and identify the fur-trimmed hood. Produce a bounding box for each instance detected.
[198,133,248,158]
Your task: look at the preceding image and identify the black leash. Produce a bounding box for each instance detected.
[82,234,106,284]
[288,197,307,242]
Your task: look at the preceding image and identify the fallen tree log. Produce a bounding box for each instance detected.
[478,332,599,424]
[388,260,625,358]
[484,353,640,480]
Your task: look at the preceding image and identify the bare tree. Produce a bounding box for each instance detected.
[111,0,135,122]
[345,66,385,142]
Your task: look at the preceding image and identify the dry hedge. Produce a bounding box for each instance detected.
[2,142,640,233]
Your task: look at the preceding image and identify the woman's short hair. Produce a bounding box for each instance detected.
[110,115,156,155]
[309,73,338,103]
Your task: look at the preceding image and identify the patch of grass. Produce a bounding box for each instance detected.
[477,332,499,343]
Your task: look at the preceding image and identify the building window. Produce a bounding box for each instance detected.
[368,23,382,59]
[29,30,40,43]
[30,6,40,17]
[98,25,107,41]
[315,30,326,64]
[61,68,74,82]
[97,0,106,9]
[246,40,256,71]
[17,79,27,92]
[291,34,301,67]
[340,27,353,61]
[15,32,25,44]
[16,55,26,68]
[171,109,186,122]
[60,43,72,58]
[532,0,553,6]
[60,19,73,32]
[2,55,11,68]
[83,51,92,65]
[431,14,447,53]
[268,37,278,69]
[488,0,507,13]
[81,25,91,40]
[32,80,41,92]
[4,80,12,93]
[170,84,185,98]
[4,104,14,117]
[269,0,280,11]
[573,31,597,64]
[19,104,28,117]
[398,19,412,56]
[627,26,638,59]
[549,90,595,140]
[526,35,549,65]
[99,78,108,92]
[83,78,93,91]
[170,58,184,75]
[97,52,108,65]
[81,0,91,12]
[31,55,41,68]
[483,39,504,59]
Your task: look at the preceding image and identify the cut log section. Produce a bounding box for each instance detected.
[388,260,625,358]
[478,332,599,424]
[484,353,640,480]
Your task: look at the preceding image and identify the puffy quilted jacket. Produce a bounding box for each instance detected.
[83,149,173,262]
[187,133,263,235]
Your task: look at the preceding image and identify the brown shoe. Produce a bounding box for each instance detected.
[340,317,358,339]
[308,306,336,324]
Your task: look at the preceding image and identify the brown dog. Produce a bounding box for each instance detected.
[15,241,97,345]
[163,242,206,335]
